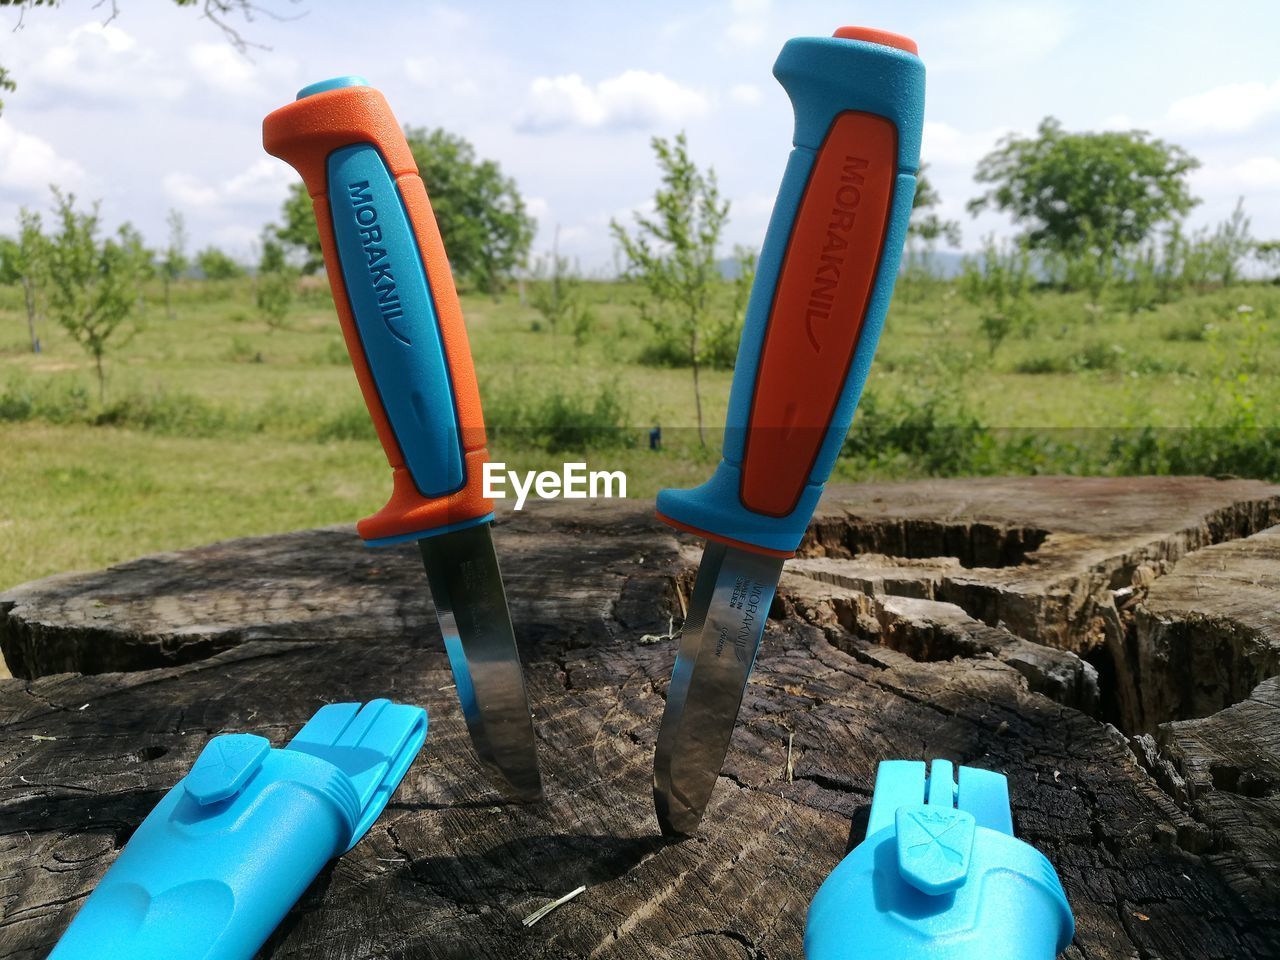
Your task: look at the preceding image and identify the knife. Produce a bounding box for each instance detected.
[652,27,925,834]
[263,77,542,801]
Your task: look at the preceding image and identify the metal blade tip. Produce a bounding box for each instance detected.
[419,524,544,803]
[651,542,783,837]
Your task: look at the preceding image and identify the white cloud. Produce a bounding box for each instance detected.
[187,43,259,97]
[557,224,589,245]
[163,159,294,211]
[0,119,85,194]
[403,55,483,99]
[211,224,261,256]
[525,196,551,220]
[1196,156,1280,191]
[930,2,1071,72]
[1100,114,1135,131]
[725,0,770,49]
[1229,156,1280,187]
[163,172,220,209]
[186,42,298,101]
[518,70,710,133]
[225,158,296,203]
[28,21,184,103]
[739,192,776,216]
[920,121,1007,169]
[730,84,762,105]
[1166,79,1280,135]
[404,55,444,86]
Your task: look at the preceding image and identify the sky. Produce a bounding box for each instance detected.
[0,0,1278,273]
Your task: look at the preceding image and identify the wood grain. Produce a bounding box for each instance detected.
[2,478,1278,958]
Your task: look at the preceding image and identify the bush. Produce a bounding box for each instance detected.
[1014,353,1071,374]
[312,337,350,366]
[313,403,376,442]
[1163,319,1211,342]
[226,336,262,364]
[256,270,294,330]
[959,237,1034,356]
[844,385,992,475]
[1073,341,1123,371]
[486,380,635,452]
[196,247,245,281]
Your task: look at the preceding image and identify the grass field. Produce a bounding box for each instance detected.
[1,274,1278,588]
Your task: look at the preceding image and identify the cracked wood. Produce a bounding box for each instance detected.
[1,477,1279,959]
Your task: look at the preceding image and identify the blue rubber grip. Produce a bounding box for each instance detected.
[806,760,1075,959]
[656,35,924,555]
[327,143,465,499]
[49,700,427,960]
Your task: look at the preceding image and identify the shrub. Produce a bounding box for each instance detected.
[256,270,294,330]
[486,380,635,452]
[312,337,350,366]
[1163,319,1211,342]
[226,336,262,364]
[1014,354,1071,374]
[1072,341,1123,372]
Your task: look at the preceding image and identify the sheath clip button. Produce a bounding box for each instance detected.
[894,804,976,895]
[184,733,271,805]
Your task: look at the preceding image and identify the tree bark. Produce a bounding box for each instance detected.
[2,477,1278,959]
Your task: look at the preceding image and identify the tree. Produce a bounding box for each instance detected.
[273,127,535,296]
[1206,198,1253,288]
[528,225,594,345]
[274,183,325,275]
[959,237,1034,357]
[0,208,48,352]
[969,118,1199,281]
[158,209,189,320]
[196,245,245,280]
[256,231,295,330]
[1256,240,1280,282]
[901,164,961,301]
[405,127,535,298]
[0,65,14,115]
[44,190,151,400]
[703,243,756,369]
[908,164,961,248]
[611,132,729,447]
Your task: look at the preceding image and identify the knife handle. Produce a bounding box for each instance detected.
[657,28,924,557]
[263,77,492,546]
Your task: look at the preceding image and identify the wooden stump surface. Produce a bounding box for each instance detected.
[2,477,1278,959]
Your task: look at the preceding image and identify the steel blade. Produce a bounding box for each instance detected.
[654,541,784,835]
[419,523,542,801]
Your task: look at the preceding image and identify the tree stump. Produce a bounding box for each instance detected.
[2,477,1278,959]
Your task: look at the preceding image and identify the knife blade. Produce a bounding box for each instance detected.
[653,27,926,834]
[263,77,541,801]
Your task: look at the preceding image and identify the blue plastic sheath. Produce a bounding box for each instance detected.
[865,759,925,836]
[656,36,924,555]
[805,759,1075,959]
[49,700,427,960]
[958,763,1014,835]
[927,758,955,806]
[326,140,465,500]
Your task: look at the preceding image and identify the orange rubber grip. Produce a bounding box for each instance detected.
[263,85,491,543]
[740,111,899,517]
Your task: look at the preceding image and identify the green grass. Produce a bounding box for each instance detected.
[0,422,386,584]
[1,274,1278,588]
